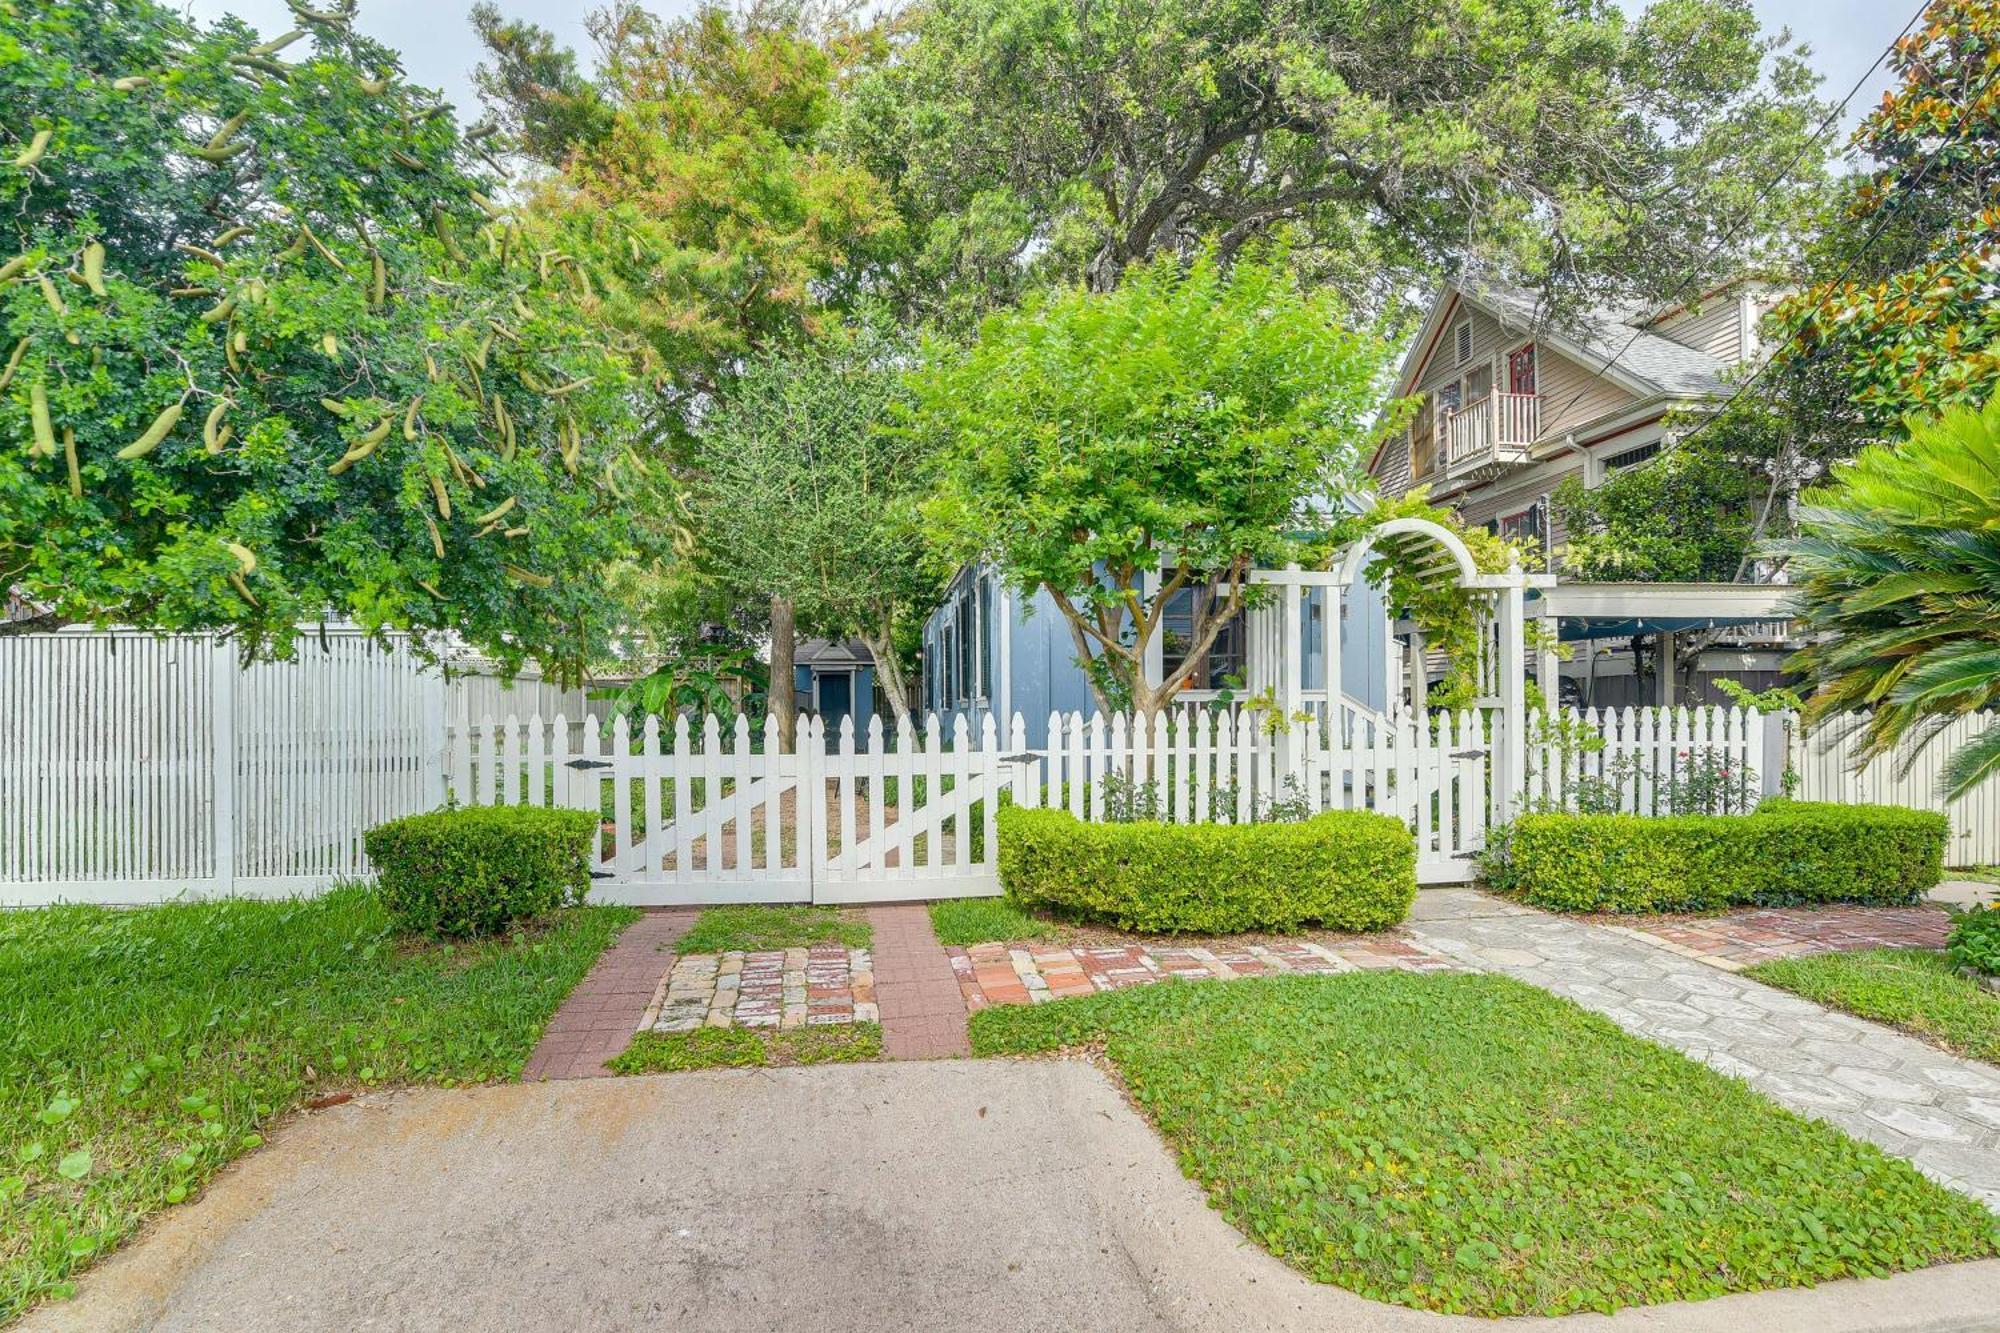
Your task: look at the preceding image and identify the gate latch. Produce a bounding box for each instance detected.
[565,758,613,771]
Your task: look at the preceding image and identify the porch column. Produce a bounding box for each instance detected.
[1495,578,1527,821]
[1535,613,1560,707]
[1658,630,1678,707]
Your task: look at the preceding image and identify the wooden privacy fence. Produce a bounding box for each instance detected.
[0,629,445,905]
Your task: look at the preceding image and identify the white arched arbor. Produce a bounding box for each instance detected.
[1248,517,1553,820]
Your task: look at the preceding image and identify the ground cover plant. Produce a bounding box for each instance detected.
[1747,950,2000,1065]
[609,1023,881,1074]
[969,972,2000,1316]
[0,887,634,1321]
[997,807,1415,934]
[674,905,870,954]
[927,897,1066,948]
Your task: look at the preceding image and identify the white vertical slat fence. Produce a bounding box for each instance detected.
[1,629,445,905]
[1799,711,1999,866]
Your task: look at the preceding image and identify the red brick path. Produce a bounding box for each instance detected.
[950,933,1456,1011]
[1615,904,1951,970]
[865,904,971,1059]
[522,908,698,1081]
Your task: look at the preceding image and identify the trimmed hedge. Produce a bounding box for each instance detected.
[364,805,600,937]
[996,806,1416,934]
[1500,800,1948,913]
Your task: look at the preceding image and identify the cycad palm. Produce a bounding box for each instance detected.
[1778,399,2000,800]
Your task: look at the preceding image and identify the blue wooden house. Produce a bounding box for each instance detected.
[918,564,1393,748]
[793,638,878,738]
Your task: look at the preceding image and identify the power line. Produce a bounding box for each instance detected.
[1525,0,1929,435]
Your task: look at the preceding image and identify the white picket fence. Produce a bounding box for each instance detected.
[1524,705,1770,816]
[4,624,1994,908]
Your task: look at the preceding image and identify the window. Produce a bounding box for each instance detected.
[1436,381,1462,417]
[956,587,976,702]
[1508,344,1537,395]
[1161,584,1246,690]
[1497,504,1544,543]
[976,575,994,702]
[1463,363,1492,406]
[1454,320,1473,367]
[1410,397,1436,478]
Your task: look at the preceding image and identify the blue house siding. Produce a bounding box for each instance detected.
[920,567,1392,749]
[795,660,876,739]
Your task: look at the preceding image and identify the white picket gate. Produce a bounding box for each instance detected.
[447,710,1028,905]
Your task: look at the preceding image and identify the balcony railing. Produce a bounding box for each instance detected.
[1443,392,1540,472]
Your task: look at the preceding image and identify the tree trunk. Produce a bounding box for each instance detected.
[863,627,914,736]
[768,594,796,752]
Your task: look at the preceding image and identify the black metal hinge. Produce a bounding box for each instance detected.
[565,758,612,771]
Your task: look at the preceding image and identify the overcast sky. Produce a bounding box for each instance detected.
[182,0,1917,155]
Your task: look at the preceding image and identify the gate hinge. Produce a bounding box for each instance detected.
[1000,752,1042,764]
[1450,749,1488,759]
[565,758,613,770]
[588,869,615,880]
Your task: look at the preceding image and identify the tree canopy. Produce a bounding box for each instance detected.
[1759,0,2000,431]
[913,250,1400,717]
[0,0,649,679]
[838,0,1830,317]
[691,317,938,729]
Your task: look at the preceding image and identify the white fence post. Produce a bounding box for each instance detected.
[210,638,237,897]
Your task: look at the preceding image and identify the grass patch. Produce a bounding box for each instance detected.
[1956,865,2000,886]
[969,972,2000,1317]
[928,896,1065,947]
[0,886,634,1323]
[675,905,870,954]
[1747,948,2000,1064]
[609,1022,882,1073]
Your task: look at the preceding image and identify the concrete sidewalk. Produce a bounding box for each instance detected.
[25,1062,2000,1333]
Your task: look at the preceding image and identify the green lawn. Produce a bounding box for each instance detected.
[927,895,1065,947]
[1747,949,2000,1065]
[0,887,634,1323]
[609,1022,882,1073]
[674,904,871,953]
[970,972,1999,1317]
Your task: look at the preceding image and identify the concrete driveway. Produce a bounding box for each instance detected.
[25,1060,2000,1333]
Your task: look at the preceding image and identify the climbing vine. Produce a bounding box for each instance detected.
[1315,489,1560,713]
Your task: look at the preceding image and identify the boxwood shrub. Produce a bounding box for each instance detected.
[995,806,1416,934]
[1498,800,1947,913]
[363,805,601,937]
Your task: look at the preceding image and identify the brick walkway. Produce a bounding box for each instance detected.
[866,903,971,1058]
[1608,904,1952,971]
[643,945,877,1031]
[522,908,696,1081]
[949,932,1456,1011]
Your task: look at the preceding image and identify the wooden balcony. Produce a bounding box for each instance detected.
[1443,393,1539,479]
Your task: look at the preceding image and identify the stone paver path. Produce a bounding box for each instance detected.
[950,932,1456,1011]
[523,907,696,1081]
[1608,904,1951,971]
[1409,890,2000,1208]
[643,945,877,1031]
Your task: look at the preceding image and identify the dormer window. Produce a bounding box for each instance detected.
[1454,320,1473,366]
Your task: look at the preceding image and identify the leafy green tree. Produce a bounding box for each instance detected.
[1775,400,2000,800]
[474,2,904,734]
[913,250,1398,719]
[1552,446,1761,583]
[0,0,648,680]
[1760,0,2000,431]
[691,318,939,731]
[838,0,1829,312]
